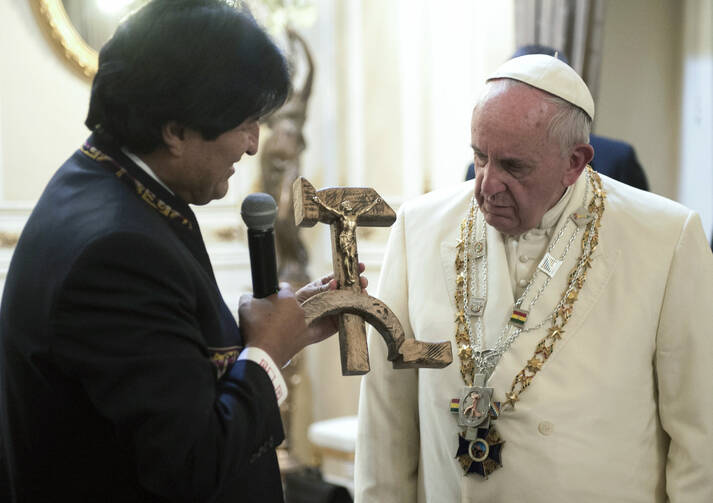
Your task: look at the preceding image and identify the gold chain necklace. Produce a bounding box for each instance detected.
[450,167,606,477]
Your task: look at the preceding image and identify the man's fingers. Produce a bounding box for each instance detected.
[295,277,335,304]
[358,262,368,291]
[307,316,339,343]
[298,262,368,301]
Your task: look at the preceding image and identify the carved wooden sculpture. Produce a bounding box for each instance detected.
[294,177,452,375]
[260,28,315,286]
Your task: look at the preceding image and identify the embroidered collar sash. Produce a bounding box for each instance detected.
[80,134,217,284]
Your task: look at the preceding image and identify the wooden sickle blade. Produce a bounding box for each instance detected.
[302,290,452,372]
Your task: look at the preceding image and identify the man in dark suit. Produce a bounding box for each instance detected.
[467,44,649,191]
[0,1,347,501]
[588,135,648,190]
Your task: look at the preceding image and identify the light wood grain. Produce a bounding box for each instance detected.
[302,290,451,370]
[294,177,452,375]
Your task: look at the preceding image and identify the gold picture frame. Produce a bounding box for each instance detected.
[31,0,98,79]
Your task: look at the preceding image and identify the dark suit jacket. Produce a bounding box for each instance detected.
[0,134,285,502]
[465,134,649,192]
[589,135,648,191]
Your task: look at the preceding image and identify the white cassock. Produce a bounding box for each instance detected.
[354,171,713,502]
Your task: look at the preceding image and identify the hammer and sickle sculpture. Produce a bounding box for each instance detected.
[293,177,452,376]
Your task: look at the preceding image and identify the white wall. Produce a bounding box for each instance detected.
[0,1,89,204]
[0,1,90,282]
[678,0,713,241]
[596,0,683,201]
[596,0,712,240]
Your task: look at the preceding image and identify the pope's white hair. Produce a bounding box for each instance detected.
[478,79,592,157]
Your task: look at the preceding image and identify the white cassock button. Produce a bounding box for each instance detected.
[538,421,554,436]
[519,255,530,263]
[518,279,528,287]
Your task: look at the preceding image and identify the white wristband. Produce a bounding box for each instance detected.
[238,347,288,406]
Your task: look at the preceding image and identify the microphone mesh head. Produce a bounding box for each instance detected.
[241,193,278,231]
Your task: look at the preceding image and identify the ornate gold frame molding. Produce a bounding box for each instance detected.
[31,0,98,79]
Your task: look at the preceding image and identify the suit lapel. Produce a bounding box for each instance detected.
[438,171,615,362]
[489,170,619,392]
[437,172,620,407]
[86,134,218,284]
[440,241,459,311]
[483,224,515,349]
[512,175,591,337]
[439,203,514,351]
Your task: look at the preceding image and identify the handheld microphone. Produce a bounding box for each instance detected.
[240,193,279,299]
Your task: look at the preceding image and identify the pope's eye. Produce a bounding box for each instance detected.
[503,161,531,180]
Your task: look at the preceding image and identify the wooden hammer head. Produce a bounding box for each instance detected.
[293,177,319,227]
[292,177,396,228]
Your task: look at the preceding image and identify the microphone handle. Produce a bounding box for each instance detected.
[247,228,279,298]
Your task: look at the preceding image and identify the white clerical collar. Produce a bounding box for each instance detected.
[121,147,175,195]
[538,183,574,230]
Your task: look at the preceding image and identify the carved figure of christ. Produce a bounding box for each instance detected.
[311,196,381,285]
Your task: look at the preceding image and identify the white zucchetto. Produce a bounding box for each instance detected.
[486,54,595,120]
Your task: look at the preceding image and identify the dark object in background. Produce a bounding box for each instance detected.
[589,135,649,191]
[284,467,353,503]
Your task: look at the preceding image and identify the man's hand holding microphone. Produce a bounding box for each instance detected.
[238,193,367,368]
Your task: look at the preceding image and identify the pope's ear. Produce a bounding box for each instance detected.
[161,121,186,157]
[564,143,594,186]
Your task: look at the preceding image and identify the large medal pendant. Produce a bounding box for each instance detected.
[450,374,504,477]
[456,425,504,477]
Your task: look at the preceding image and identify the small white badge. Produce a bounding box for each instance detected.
[537,253,562,278]
[473,240,486,260]
[469,297,486,317]
[569,207,593,227]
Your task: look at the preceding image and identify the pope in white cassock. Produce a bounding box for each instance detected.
[354,54,713,502]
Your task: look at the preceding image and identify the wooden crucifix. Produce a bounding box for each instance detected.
[293,177,452,376]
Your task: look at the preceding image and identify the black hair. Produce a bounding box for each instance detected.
[86,0,290,153]
[512,44,570,65]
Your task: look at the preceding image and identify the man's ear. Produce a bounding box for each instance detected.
[563,143,594,186]
[161,121,186,157]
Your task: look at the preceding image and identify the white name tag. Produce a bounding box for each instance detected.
[537,252,562,278]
